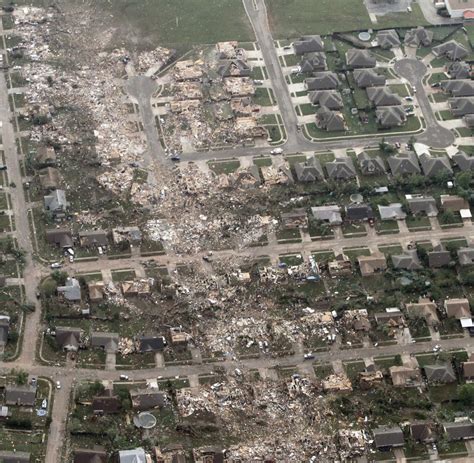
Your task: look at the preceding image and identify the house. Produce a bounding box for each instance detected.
[443,422,474,441]
[293,35,324,55]
[315,107,346,131]
[389,365,423,387]
[345,203,374,221]
[0,451,31,463]
[392,250,423,270]
[130,388,166,411]
[378,203,406,221]
[45,228,73,249]
[447,61,471,80]
[0,318,9,348]
[407,196,438,217]
[57,277,81,302]
[375,309,405,327]
[139,336,166,353]
[56,326,82,352]
[445,298,471,319]
[373,426,405,449]
[432,40,468,61]
[410,422,435,443]
[36,145,56,166]
[445,0,474,17]
[38,167,60,191]
[87,281,105,302]
[375,105,407,128]
[44,189,68,217]
[112,227,142,245]
[441,80,474,97]
[449,97,474,117]
[458,247,474,266]
[345,49,376,69]
[453,151,474,171]
[387,151,420,175]
[311,205,342,225]
[353,69,386,88]
[328,253,352,277]
[299,53,327,73]
[357,152,386,175]
[5,385,36,407]
[419,153,453,177]
[118,448,147,463]
[309,90,343,109]
[78,230,108,248]
[90,332,119,353]
[281,209,308,229]
[440,194,469,212]
[406,298,439,326]
[358,253,387,277]
[326,157,356,180]
[424,363,457,383]
[404,26,433,47]
[305,72,339,91]
[366,87,402,107]
[92,391,121,414]
[121,280,152,297]
[376,29,400,49]
[294,157,324,182]
[462,354,474,381]
[73,448,108,463]
[428,245,452,268]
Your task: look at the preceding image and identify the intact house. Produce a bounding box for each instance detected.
[444,298,471,319]
[462,353,474,382]
[440,194,469,212]
[366,87,402,107]
[419,153,453,178]
[407,196,438,217]
[443,422,474,441]
[73,448,108,463]
[90,332,119,354]
[387,151,420,176]
[357,253,387,277]
[299,53,327,73]
[378,203,406,221]
[447,61,471,80]
[5,384,37,407]
[326,157,356,180]
[345,49,376,69]
[0,317,9,350]
[428,244,452,268]
[44,189,69,219]
[118,448,147,463]
[404,26,433,48]
[376,29,400,49]
[457,246,474,266]
[441,79,474,97]
[315,106,346,131]
[424,363,457,384]
[406,298,439,326]
[0,451,31,462]
[57,277,81,302]
[375,106,407,128]
[353,69,386,88]
[432,40,468,61]
[294,157,325,182]
[373,426,404,450]
[391,250,423,270]
[305,72,339,91]
[308,90,343,110]
[345,204,374,222]
[445,0,474,18]
[449,97,474,117]
[452,151,474,171]
[311,205,342,225]
[293,35,324,55]
[357,152,386,175]
[55,326,83,352]
[139,336,166,353]
[45,228,73,249]
[130,388,166,411]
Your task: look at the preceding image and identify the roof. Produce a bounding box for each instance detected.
[378,203,406,221]
[353,69,386,88]
[0,451,31,463]
[441,79,474,97]
[325,157,356,179]
[463,359,474,378]
[375,105,406,127]
[346,49,376,68]
[90,332,119,353]
[311,205,342,225]
[449,96,474,117]
[445,298,471,319]
[410,422,435,442]
[424,363,457,383]
[130,389,166,411]
[5,385,37,406]
[404,26,433,47]
[447,61,471,79]
[118,448,147,463]
[73,448,108,463]
[376,29,400,49]
[373,426,404,448]
[305,71,339,90]
[387,151,420,175]
[407,196,439,217]
[432,40,468,61]
[390,365,422,387]
[57,277,82,301]
[419,153,453,177]
[428,248,452,268]
[38,167,59,191]
[406,298,439,325]
[36,145,56,165]
[392,250,423,270]
[345,204,374,221]
[458,246,474,266]
[56,326,83,351]
[443,422,474,441]
[79,230,108,247]
[294,157,325,182]
[366,87,402,106]
[139,336,166,353]
[92,393,121,414]
[45,228,73,248]
[88,281,105,302]
[316,106,346,131]
[440,194,469,211]
[309,90,343,109]
[217,59,250,78]
[293,36,324,55]
[453,151,474,171]
[358,152,386,175]
[358,253,387,276]
[299,52,327,72]
[44,189,68,213]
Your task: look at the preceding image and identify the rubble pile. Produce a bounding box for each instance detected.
[135,46,174,74]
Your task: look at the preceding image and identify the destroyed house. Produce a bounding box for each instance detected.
[44,189,68,216]
[112,227,142,244]
[449,97,474,117]
[118,448,147,463]
[357,253,387,277]
[308,90,343,109]
[448,61,471,79]
[376,29,400,49]
[90,332,119,353]
[299,53,327,72]
[87,281,105,302]
[391,250,423,270]
[328,253,352,277]
[5,385,36,407]
[92,391,121,415]
[35,145,56,166]
[389,365,422,387]
[444,298,471,319]
[453,151,474,171]
[345,49,376,69]
[433,40,468,61]
[217,60,250,78]
[294,157,324,182]
[325,158,356,179]
[293,35,324,55]
[458,247,474,266]
[353,69,386,88]
[73,448,108,463]
[419,153,452,177]
[366,87,402,107]
[38,167,59,191]
[441,79,474,97]
[45,228,73,248]
[139,336,166,353]
[443,422,474,441]
[375,105,406,128]
[281,209,308,229]
[374,310,404,326]
[373,426,404,449]
[55,326,83,352]
[357,151,386,175]
[311,205,342,225]
[130,389,166,411]
[404,26,433,47]
[305,72,339,91]
[215,41,238,59]
[57,277,81,302]
[424,363,457,383]
[315,107,346,131]
[345,204,374,221]
[407,196,438,217]
[78,230,108,248]
[0,451,31,463]
[387,151,420,175]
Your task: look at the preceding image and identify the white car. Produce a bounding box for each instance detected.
[56,381,61,389]
[68,255,74,263]
[119,374,129,381]
[50,262,61,269]
[97,246,103,255]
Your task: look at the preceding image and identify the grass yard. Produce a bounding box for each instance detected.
[406,216,431,231]
[279,253,304,266]
[374,4,429,29]
[254,87,274,106]
[253,156,273,167]
[208,159,240,175]
[111,269,136,282]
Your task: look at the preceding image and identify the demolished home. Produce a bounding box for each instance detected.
[357,253,387,277]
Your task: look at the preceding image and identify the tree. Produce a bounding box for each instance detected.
[462,271,474,287]
[13,368,28,385]
[51,270,67,286]
[456,171,472,190]
[457,384,474,406]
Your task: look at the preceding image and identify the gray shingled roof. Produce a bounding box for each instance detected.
[373,426,405,448]
[419,153,453,177]
[325,157,356,179]
[293,36,324,55]
[346,49,376,68]
[404,27,433,47]
[56,326,83,351]
[294,157,325,182]
[392,250,423,270]
[358,152,386,175]
[447,61,471,80]
[376,29,400,49]
[299,52,327,72]
[458,247,474,266]
[305,72,339,91]
[57,277,82,301]
[453,151,474,171]
[433,40,468,61]
[353,69,386,88]
[449,97,474,117]
[444,422,474,441]
[378,203,406,220]
[316,107,346,131]
[441,80,474,97]
[309,90,343,109]
[407,196,439,217]
[375,105,406,128]
[44,189,68,213]
[424,363,456,383]
[90,332,119,353]
[311,205,342,225]
[367,87,403,106]
[388,151,421,175]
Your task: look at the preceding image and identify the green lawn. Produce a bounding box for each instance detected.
[208,160,240,175]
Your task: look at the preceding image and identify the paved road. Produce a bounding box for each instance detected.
[417,0,460,25]
[394,58,455,148]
